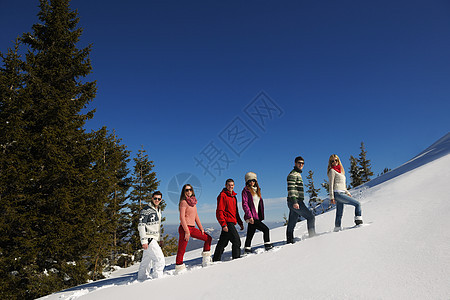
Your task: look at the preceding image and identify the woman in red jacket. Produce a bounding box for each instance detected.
[175,184,212,274]
[242,172,272,253]
[212,179,244,261]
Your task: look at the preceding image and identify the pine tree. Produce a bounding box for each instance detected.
[0,0,111,297]
[349,155,362,188]
[358,142,373,184]
[20,0,99,295]
[0,39,30,299]
[349,142,374,188]
[88,128,131,279]
[106,131,132,263]
[129,147,160,255]
[306,170,321,214]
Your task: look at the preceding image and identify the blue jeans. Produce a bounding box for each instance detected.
[286,201,315,241]
[334,191,362,227]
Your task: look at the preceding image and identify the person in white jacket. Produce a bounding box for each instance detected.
[137,191,165,281]
[327,154,363,232]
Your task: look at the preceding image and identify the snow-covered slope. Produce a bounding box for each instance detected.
[359,132,450,189]
[40,135,450,300]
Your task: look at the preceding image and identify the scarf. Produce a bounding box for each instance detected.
[294,166,303,173]
[185,196,197,207]
[332,165,342,173]
[246,186,258,196]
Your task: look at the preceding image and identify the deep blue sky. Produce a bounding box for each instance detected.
[1,0,449,224]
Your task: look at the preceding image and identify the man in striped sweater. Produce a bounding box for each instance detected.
[286,156,316,244]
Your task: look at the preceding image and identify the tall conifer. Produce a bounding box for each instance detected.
[88,128,131,280]
[349,142,374,188]
[349,155,362,188]
[102,130,132,264]
[306,170,321,214]
[358,142,373,184]
[0,39,30,299]
[0,0,104,297]
[129,147,160,253]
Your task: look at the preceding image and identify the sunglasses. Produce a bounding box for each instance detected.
[297,161,305,165]
[248,179,256,183]
[153,197,162,201]
[185,188,192,191]
[331,159,339,162]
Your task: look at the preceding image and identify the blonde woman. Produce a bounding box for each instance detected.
[175,184,212,274]
[328,154,363,231]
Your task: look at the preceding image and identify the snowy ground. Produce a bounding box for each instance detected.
[40,134,450,300]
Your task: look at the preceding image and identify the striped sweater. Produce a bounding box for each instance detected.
[287,167,304,204]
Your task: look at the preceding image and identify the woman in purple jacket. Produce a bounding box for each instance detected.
[242,172,273,253]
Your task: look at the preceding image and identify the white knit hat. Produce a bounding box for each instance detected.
[245,172,257,183]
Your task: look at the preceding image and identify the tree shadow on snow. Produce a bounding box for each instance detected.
[58,271,138,294]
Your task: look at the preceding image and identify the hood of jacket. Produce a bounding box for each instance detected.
[222,188,237,197]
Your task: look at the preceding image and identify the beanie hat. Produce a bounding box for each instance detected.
[245,172,257,183]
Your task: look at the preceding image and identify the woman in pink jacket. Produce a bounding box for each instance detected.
[175,184,212,274]
[242,172,272,253]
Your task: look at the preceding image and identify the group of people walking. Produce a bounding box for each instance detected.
[137,154,363,281]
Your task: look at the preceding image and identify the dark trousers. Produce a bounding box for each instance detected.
[213,222,241,261]
[286,201,316,241]
[244,219,270,248]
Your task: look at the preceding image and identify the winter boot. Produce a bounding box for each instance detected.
[202,251,212,267]
[286,232,294,244]
[264,243,274,251]
[244,247,253,254]
[174,263,187,275]
[355,216,363,226]
[334,226,342,232]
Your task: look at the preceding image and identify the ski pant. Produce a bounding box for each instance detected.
[176,225,212,265]
[137,238,165,280]
[334,191,362,228]
[244,219,270,248]
[286,200,316,241]
[213,222,241,261]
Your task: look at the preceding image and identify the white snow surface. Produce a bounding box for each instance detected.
[40,134,450,300]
